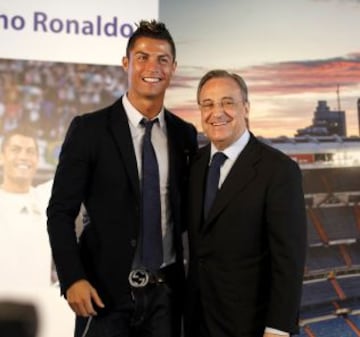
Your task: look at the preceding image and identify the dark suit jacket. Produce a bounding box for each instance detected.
[186,133,306,337]
[47,97,198,310]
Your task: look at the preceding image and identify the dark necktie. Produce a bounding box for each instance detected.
[204,152,227,219]
[140,118,163,271]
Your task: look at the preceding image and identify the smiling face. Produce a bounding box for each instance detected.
[199,77,249,151]
[1,134,39,192]
[122,36,177,118]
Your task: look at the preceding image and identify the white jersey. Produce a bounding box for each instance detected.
[0,180,75,337]
[0,186,52,289]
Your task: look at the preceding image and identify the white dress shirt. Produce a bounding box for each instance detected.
[210,129,250,189]
[122,94,175,266]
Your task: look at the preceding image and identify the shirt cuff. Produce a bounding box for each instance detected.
[265,327,289,336]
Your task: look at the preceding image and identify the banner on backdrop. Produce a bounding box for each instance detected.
[0,0,158,65]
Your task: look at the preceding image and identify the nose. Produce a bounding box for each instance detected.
[146,57,160,71]
[18,150,29,160]
[212,103,225,115]
[17,149,33,161]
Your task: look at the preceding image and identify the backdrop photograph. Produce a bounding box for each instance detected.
[1,0,360,336]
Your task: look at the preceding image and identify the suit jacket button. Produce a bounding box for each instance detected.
[130,239,137,247]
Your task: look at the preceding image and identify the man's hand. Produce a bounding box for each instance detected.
[264,333,289,337]
[66,279,105,317]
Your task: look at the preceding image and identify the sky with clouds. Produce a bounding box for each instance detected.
[160,0,360,137]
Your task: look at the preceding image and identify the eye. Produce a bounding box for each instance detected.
[136,54,147,62]
[222,100,235,109]
[199,102,214,112]
[9,146,21,154]
[159,56,170,65]
[26,148,37,156]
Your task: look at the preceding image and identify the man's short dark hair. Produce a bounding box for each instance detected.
[197,69,249,104]
[1,126,38,153]
[126,20,176,61]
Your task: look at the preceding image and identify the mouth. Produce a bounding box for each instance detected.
[210,121,229,126]
[143,77,161,83]
[15,163,32,170]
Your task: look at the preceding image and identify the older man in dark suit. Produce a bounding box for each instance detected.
[47,20,197,337]
[185,70,306,337]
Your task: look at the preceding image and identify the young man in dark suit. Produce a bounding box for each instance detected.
[185,70,306,337]
[47,20,198,337]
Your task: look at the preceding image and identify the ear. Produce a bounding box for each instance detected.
[243,101,250,118]
[172,60,177,73]
[122,56,129,72]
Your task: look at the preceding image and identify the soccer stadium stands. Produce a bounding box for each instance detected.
[280,138,360,335]
[2,58,360,337]
[306,246,347,272]
[300,318,360,337]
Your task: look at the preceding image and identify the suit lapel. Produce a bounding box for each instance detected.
[107,98,140,200]
[191,144,211,233]
[165,111,180,189]
[165,111,190,215]
[203,135,261,230]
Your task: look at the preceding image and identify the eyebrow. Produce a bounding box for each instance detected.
[134,51,172,59]
[200,96,235,102]
[8,143,37,150]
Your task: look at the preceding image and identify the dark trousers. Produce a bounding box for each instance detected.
[184,296,264,337]
[75,265,184,337]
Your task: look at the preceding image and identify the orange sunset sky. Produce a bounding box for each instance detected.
[160,0,360,138]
